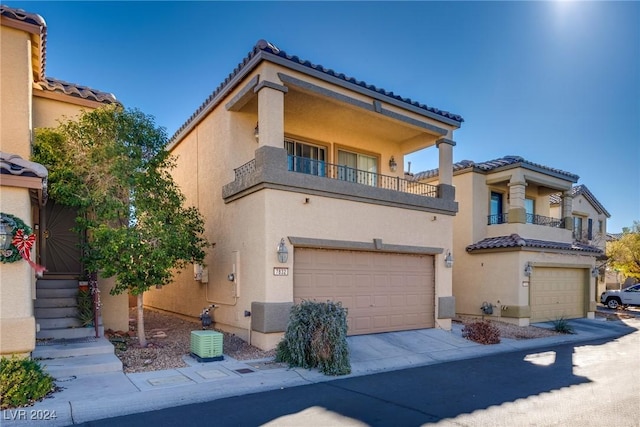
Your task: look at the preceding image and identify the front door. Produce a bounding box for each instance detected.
[40,200,82,277]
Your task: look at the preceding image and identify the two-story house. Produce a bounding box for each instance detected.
[414,156,603,326]
[550,185,610,298]
[144,40,464,350]
[0,5,126,356]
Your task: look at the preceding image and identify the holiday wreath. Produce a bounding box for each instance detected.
[0,212,46,273]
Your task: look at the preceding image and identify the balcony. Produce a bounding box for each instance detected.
[487,213,564,228]
[223,146,457,214]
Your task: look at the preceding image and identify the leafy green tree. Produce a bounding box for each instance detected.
[33,106,209,346]
[607,221,640,280]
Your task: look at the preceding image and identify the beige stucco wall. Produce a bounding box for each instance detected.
[145,61,457,349]
[1,26,32,158]
[0,187,36,355]
[32,94,91,129]
[97,275,129,332]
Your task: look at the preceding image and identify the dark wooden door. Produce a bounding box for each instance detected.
[41,201,82,276]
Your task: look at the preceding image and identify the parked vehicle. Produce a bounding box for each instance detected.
[600,283,640,309]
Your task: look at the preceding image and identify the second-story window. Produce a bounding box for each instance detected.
[337,150,377,186]
[489,192,504,224]
[285,139,326,176]
[573,216,583,241]
[525,198,535,224]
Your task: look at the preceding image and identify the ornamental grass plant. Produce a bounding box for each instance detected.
[276,300,351,376]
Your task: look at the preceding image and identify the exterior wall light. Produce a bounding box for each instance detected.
[227,273,235,282]
[389,156,397,172]
[254,123,259,143]
[524,263,532,277]
[444,251,453,268]
[277,238,288,263]
[591,267,599,278]
[0,217,14,251]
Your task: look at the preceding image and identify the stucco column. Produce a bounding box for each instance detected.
[508,173,527,224]
[255,81,288,149]
[562,190,574,231]
[436,138,456,201]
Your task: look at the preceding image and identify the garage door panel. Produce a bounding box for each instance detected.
[294,248,435,335]
[530,267,585,323]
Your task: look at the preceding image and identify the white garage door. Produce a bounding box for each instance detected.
[530,267,586,323]
[294,248,435,335]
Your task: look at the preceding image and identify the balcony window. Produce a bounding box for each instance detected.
[337,150,377,187]
[525,198,535,224]
[488,191,505,225]
[285,139,326,176]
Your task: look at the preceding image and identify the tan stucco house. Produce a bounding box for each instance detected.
[550,184,610,297]
[0,5,126,356]
[144,39,464,350]
[415,156,603,326]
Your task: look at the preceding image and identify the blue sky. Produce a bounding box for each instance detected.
[7,1,639,232]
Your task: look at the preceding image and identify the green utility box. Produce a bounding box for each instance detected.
[190,330,224,362]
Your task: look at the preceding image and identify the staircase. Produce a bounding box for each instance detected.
[34,279,121,377]
[35,278,103,339]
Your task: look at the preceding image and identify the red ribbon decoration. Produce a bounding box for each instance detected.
[12,229,47,274]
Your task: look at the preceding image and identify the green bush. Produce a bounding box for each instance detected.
[276,300,351,376]
[462,320,501,344]
[0,356,55,409]
[76,289,94,327]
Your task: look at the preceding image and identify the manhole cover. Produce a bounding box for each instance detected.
[235,368,254,374]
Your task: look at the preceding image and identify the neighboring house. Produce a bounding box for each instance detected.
[414,156,603,326]
[0,5,127,356]
[144,39,464,350]
[550,184,610,297]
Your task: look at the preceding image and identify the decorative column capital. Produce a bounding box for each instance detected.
[436,138,456,147]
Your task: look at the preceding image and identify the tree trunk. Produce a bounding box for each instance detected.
[137,293,147,347]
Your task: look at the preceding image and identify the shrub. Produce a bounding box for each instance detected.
[552,317,575,334]
[0,356,55,409]
[76,289,94,327]
[275,300,351,375]
[462,320,501,344]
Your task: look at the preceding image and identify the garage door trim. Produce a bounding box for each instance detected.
[288,236,443,255]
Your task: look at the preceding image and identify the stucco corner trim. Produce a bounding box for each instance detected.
[254,80,288,95]
[225,75,260,111]
[288,236,443,255]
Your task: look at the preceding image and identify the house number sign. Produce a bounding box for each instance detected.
[273,267,289,276]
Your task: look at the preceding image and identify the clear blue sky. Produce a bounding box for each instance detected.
[7,1,639,233]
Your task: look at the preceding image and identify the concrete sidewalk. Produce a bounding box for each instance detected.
[2,317,638,426]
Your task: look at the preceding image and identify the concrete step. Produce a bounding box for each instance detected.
[37,325,104,340]
[36,279,78,289]
[39,317,84,329]
[38,352,123,378]
[33,337,114,359]
[35,307,78,319]
[34,297,77,308]
[37,287,79,298]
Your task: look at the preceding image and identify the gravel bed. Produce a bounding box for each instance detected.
[107,308,275,373]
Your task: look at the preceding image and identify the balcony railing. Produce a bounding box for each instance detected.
[287,155,438,198]
[234,159,256,180]
[488,213,564,228]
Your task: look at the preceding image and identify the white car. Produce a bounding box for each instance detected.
[600,283,640,309]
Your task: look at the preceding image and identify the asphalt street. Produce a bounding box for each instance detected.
[78,325,639,427]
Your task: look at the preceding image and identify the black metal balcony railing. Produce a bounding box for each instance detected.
[287,155,438,197]
[488,212,564,228]
[488,213,508,225]
[527,213,564,228]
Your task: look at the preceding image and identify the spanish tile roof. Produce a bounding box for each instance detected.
[0,152,47,179]
[171,39,463,144]
[1,4,47,81]
[466,233,603,255]
[413,156,579,182]
[37,77,118,105]
[549,185,610,217]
